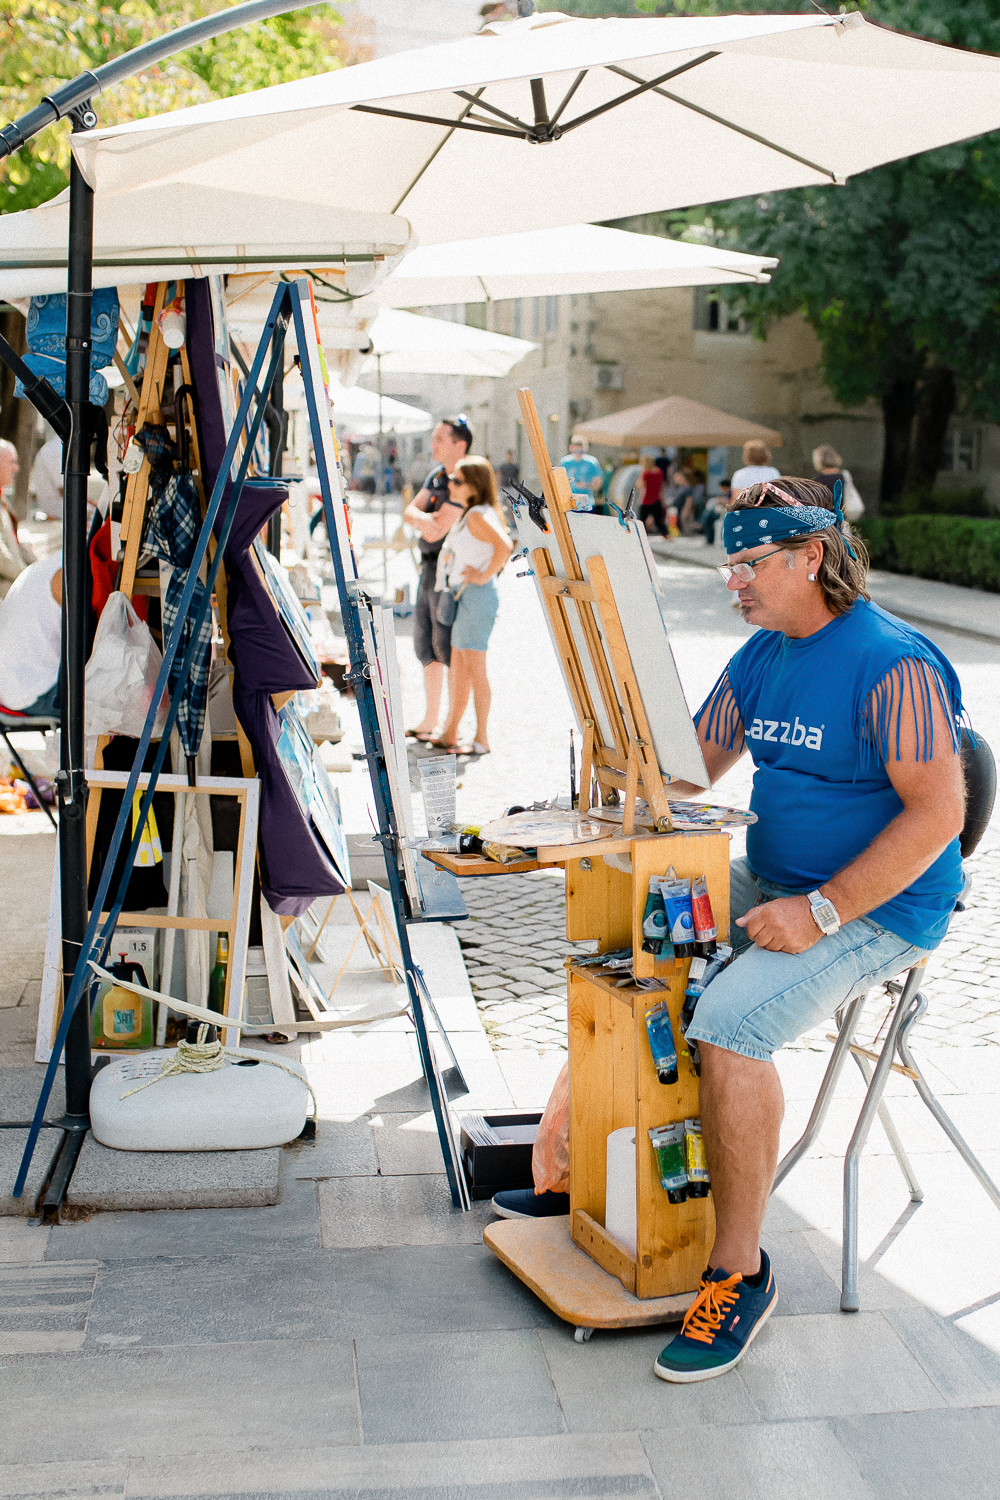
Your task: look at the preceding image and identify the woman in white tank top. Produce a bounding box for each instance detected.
[432,459,512,756]
[0,552,62,713]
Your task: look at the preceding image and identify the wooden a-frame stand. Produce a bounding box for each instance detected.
[472,390,731,1337]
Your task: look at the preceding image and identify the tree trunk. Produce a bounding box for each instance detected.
[905,363,957,495]
[0,307,26,445]
[879,375,917,508]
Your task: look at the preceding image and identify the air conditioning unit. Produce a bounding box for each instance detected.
[592,363,625,392]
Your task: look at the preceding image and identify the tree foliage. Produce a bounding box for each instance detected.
[557,0,1000,503]
[0,1,364,214]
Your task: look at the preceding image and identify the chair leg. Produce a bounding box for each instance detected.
[841,966,925,1313]
[0,729,57,830]
[771,991,868,1194]
[897,997,1000,1216]
[850,1050,924,1203]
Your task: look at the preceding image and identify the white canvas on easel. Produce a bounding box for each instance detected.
[511,502,617,752]
[566,512,708,787]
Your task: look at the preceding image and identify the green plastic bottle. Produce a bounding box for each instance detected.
[208,934,229,1015]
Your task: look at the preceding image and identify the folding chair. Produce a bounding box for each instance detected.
[772,729,999,1312]
[0,708,58,829]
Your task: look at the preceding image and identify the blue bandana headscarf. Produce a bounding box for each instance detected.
[722,479,856,557]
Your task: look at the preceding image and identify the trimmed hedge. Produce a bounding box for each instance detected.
[858,514,1000,593]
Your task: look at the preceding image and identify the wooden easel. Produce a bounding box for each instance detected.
[468,389,730,1334]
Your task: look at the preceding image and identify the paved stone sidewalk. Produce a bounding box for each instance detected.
[452,844,1000,1055]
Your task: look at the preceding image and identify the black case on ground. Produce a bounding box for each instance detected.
[460,1112,543,1200]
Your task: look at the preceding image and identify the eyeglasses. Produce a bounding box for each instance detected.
[716,547,787,584]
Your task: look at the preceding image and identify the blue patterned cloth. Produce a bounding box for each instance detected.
[14,289,119,405]
[138,425,212,763]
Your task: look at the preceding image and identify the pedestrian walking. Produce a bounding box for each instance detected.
[497,449,519,488]
[402,417,472,741]
[730,441,780,496]
[637,453,669,537]
[557,436,604,512]
[812,444,865,521]
[431,458,512,757]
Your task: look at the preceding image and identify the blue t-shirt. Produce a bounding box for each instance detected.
[695,600,965,949]
[558,453,603,510]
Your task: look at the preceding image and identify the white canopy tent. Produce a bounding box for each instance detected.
[377,223,778,306]
[0,183,413,300]
[69,11,1000,247]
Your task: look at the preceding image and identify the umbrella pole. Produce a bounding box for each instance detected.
[377,354,387,599]
[57,146,97,1143]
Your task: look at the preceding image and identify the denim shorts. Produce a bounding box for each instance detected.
[685,857,931,1062]
[451,579,499,652]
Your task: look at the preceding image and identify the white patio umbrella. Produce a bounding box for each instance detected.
[0,182,413,300]
[377,223,777,306]
[284,376,433,437]
[70,11,1000,246]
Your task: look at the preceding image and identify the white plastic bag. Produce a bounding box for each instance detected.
[841,469,865,522]
[85,591,169,738]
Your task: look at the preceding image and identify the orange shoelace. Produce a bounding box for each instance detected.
[681,1273,743,1345]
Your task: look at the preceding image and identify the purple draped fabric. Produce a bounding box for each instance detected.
[187,278,344,915]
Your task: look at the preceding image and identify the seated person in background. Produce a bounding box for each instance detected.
[730,441,780,496]
[29,434,64,520]
[651,476,966,1385]
[0,439,34,599]
[700,478,731,546]
[0,552,62,715]
[557,436,604,513]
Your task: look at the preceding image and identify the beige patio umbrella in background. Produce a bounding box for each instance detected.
[571,395,782,450]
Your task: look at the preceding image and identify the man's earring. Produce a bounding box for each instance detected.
[808,573,817,581]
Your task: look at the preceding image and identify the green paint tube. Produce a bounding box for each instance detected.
[649,1123,688,1203]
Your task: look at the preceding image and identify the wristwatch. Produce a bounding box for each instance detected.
[808,890,841,936]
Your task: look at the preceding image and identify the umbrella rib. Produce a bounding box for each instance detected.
[453,90,534,132]
[557,53,720,135]
[605,64,843,183]
[548,70,588,129]
[388,88,488,215]
[354,102,521,139]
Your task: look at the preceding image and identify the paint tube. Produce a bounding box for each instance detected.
[684,1117,710,1197]
[681,943,733,1035]
[691,875,717,956]
[660,868,695,957]
[641,878,671,956]
[644,1001,678,1085]
[649,1123,688,1203]
[482,840,527,864]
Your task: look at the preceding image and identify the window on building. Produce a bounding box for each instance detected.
[939,427,977,473]
[545,296,559,333]
[693,288,748,334]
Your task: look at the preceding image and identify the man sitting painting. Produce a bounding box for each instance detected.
[653,476,966,1382]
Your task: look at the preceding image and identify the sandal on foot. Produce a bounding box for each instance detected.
[405,727,435,741]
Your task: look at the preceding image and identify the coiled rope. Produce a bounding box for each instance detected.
[120,1023,317,1118]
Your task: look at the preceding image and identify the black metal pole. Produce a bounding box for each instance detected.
[58,146,95,1130]
[266,359,286,554]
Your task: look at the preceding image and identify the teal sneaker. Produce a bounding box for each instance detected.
[654,1250,777,1383]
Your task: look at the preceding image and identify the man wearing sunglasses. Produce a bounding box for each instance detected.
[653,476,967,1387]
[403,416,473,740]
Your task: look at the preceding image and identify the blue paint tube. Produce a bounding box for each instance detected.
[641,879,670,956]
[660,869,695,957]
[644,1001,678,1084]
[680,943,733,1077]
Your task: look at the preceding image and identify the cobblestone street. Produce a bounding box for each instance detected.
[451,839,1000,1057]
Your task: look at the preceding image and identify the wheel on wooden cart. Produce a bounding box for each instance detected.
[574,1326,594,1343]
